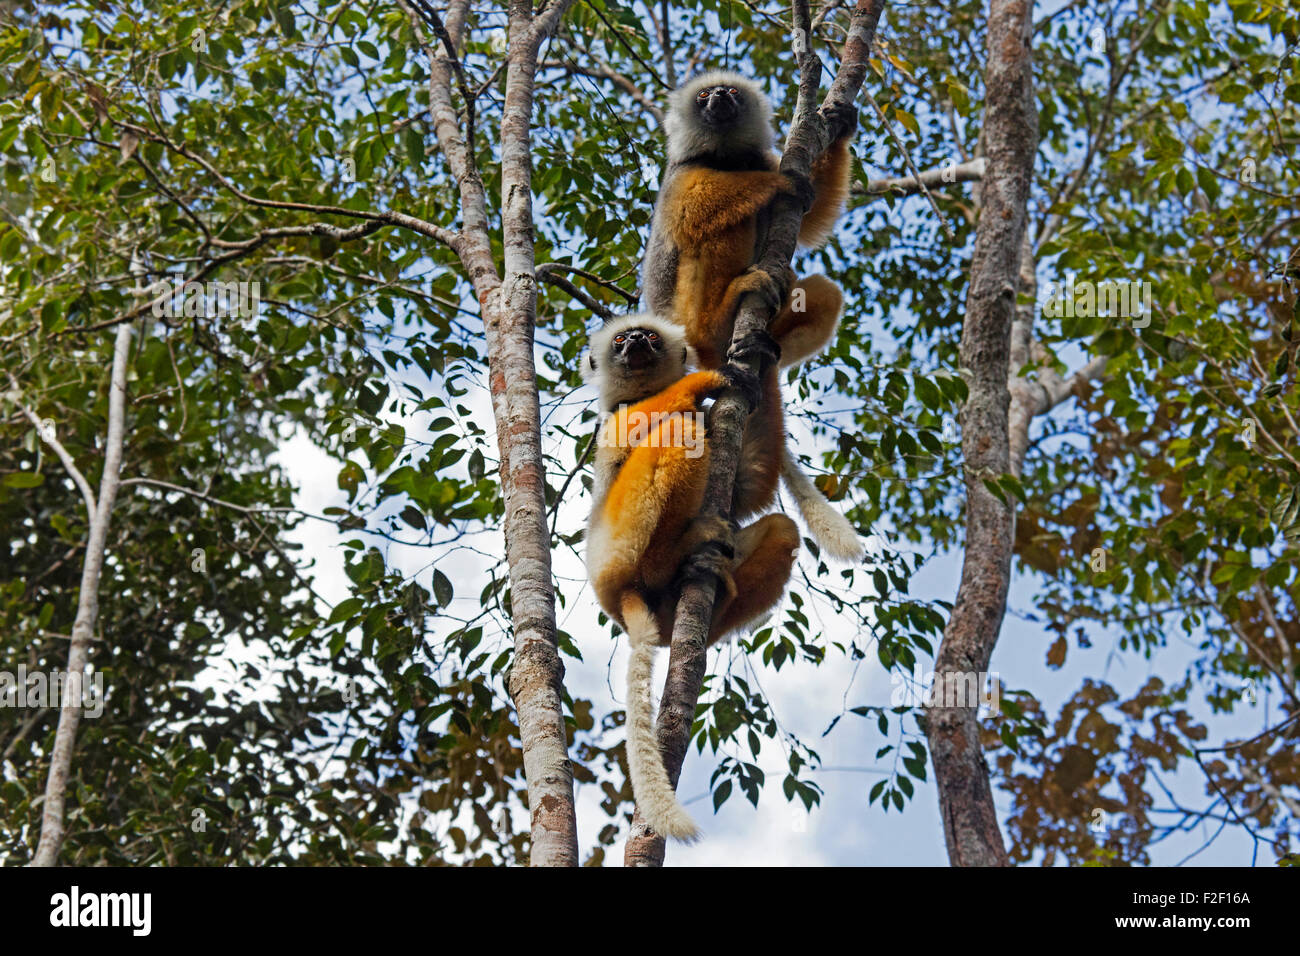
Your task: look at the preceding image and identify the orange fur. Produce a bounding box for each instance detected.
[591,370,727,618]
[799,136,853,248]
[769,275,845,368]
[708,514,801,638]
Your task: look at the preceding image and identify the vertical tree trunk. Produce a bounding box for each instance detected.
[31,322,133,867]
[491,0,580,867]
[410,0,580,865]
[924,0,1037,868]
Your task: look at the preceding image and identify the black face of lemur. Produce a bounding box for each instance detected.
[610,327,666,371]
[694,84,744,127]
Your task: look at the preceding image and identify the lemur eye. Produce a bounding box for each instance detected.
[728,87,739,95]
[697,90,709,100]
[648,332,659,341]
[614,334,626,344]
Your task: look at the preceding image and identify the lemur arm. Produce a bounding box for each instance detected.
[625,369,729,420]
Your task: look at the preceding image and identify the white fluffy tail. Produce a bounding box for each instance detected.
[780,448,865,563]
[622,595,701,843]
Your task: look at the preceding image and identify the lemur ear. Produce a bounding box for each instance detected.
[683,345,700,369]
[579,350,598,383]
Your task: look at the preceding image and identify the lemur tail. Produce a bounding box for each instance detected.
[780,447,865,563]
[621,593,701,843]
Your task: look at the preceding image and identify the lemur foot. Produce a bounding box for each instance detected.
[719,362,763,412]
[734,265,785,312]
[727,328,782,371]
[820,101,859,140]
[677,515,736,589]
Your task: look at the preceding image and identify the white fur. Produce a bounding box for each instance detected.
[665,71,775,165]
[780,448,865,563]
[582,313,697,410]
[622,596,701,842]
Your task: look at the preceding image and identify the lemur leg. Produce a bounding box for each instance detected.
[709,514,801,642]
[769,275,844,369]
[732,366,785,520]
[653,513,738,639]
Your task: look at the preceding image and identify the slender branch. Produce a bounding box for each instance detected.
[5,381,97,516]
[30,322,133,867]
[536,267,614,319]
[864,95,953,238]
[855,157,985,199]
[408,0,478,162]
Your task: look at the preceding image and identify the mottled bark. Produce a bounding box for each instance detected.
[924,0,1037,868]
[417,0,580,866]
[492,0,580,868]
[30,322,133,867]
[624,0,888,868]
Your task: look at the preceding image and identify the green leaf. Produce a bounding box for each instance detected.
[327,598,364,625]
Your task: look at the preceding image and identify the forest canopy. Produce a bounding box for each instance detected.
[1,0,1297,867]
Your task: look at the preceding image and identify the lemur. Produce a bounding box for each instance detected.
[639,70,864,563]
[583,313,800,842]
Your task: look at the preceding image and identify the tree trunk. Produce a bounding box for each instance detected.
[492,0,580,867]
[924,0,1038,868]
[414,0,580,866]
[31,322,133,867]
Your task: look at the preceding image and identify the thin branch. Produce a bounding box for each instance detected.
[6,380,97,516]
[31,321,133,867]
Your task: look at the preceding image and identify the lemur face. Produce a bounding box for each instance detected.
[694,84,744,127]
[609,326,666,371]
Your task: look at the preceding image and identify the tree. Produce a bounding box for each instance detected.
[3,0,1296,868]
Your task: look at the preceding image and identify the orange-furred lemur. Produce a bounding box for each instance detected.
[582,313,800,842]
[641,70,864,562]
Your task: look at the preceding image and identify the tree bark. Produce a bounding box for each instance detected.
[924,0,1037,868]
[30,322,133,867]
[413,0,580,866]
[623,0,888,868]
[492,0,580,868]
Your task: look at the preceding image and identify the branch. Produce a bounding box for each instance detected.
[5,380,97,516]
[57,218,391,337]
[536,262,638,318]
[1007,236,1107,476]
[540,59,665,126]
[407,0,478,162]
[31,322,133,867]
[855,157,985,199]
[536,267,614,319]
[622,0,887,868]
[864,95,953,238]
